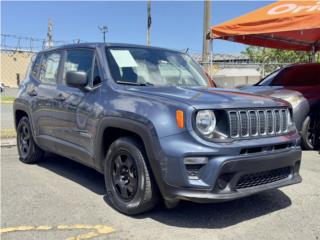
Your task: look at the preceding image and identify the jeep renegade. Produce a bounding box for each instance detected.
[14,43,302,215]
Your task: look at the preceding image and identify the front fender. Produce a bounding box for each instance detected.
[94,116,170,197]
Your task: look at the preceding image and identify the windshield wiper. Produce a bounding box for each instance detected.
[116,80,154,86]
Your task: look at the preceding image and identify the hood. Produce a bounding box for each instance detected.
[126,86,288,109]
[241,86,305,100]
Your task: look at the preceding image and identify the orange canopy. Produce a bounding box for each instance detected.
[210,0,320,52]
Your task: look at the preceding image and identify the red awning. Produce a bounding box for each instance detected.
[210,0,320,52]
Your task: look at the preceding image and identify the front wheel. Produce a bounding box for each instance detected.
[104,137,158,215]
[17,116,44,163]
[301,116,318,150]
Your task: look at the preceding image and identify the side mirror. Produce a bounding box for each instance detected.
[66,71,88,88]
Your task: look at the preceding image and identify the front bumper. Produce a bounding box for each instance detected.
[155,131,302,202]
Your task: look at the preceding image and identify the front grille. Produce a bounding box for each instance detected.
[236,167,291,189]
[228,108,289,139]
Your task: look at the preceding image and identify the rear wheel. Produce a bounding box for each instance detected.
[104,137,158,215]
[17,116,44,163]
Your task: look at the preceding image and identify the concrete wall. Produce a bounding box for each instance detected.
[1,50,35,87]
[212,68,261,89]
[214,76,261,88]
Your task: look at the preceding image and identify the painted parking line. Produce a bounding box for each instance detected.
[0,224,115,240]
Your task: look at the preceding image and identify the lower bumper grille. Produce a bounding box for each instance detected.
[236,167,291,189]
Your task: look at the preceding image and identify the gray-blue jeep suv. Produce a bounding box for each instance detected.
[14,43,302,215]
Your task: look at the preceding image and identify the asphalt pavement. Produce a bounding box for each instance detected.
[1,147,320,240]
[1,103,14,129]
[1,87,17,130]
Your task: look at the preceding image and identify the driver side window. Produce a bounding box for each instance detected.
[63,49,94,86]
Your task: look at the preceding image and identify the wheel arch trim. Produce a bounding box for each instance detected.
[94,116,169,196]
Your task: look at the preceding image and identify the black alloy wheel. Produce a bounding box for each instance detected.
[17,116,44,163]
[104,137,158,215]
[18,121,31,159]
[111,151,138,201]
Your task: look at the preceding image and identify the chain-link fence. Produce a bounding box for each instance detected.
[0,34,71,88]
[207,62,291,88]
[0,34,316,89]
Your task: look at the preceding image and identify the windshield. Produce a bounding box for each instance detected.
[256,69,281,86]
[105,47,209,87]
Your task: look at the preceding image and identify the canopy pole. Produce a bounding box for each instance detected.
[311,44,316,63]
[202,0,211,72]
[210,39,213,78]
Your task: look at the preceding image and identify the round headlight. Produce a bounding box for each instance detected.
[196,110,216,136]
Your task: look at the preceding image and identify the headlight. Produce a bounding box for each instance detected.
[195,110,216,136]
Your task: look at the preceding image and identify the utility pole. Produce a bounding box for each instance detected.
[147,0,151,46]
[202,0,211,72]
[45,19,53,48]
[98,25,108,43]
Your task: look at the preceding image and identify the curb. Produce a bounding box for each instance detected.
[0,101,14,104]
[1,138,16,147]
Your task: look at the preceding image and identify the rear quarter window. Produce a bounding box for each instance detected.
[31,54,42,79]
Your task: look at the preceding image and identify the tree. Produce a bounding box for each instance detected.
[242,46,319,75]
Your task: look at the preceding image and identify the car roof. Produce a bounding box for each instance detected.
[39,42,183,54]
[284,62,320,69]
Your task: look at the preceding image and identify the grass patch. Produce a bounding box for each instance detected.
[1,128,16,138]
[0,96,15,103]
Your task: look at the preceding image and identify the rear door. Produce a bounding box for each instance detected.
[30,51,63,144]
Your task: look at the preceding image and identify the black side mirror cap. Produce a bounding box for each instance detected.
[66,71,88,87]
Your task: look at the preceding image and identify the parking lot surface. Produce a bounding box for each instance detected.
[1,147,320,240]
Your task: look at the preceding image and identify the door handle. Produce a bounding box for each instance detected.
[54,93,66,102]
[27,89,37,96]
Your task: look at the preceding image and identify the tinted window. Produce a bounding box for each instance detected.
[63,49,94,84]
[39,52,61,84]
[271,65,320,86]
[31,54,42,79]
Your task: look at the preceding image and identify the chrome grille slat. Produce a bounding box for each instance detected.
[249,111,258,136]
[228,108,289,139]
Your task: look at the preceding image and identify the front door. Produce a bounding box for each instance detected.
[54,48,102,164]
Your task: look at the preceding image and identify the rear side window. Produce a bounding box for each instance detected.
[271,65,320,86]
[31,54,42,79]
[39,52,61,84]
[63,49,94,84]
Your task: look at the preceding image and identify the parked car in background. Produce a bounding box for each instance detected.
[0,82,5,92]
[241,63,320,150]
[14,43,302,215]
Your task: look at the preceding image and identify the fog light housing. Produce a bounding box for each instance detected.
[217,178,227,190]
[184,157,208,165]
[184,157,208,179]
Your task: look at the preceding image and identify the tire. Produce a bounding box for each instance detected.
[104,137,158,215]
[301,116,315,150]
[17,116,44,164]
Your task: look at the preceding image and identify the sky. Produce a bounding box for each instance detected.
[1,1,273,54]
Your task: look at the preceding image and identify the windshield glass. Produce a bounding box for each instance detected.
[105,47,209,87]
[256,69,281,86]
